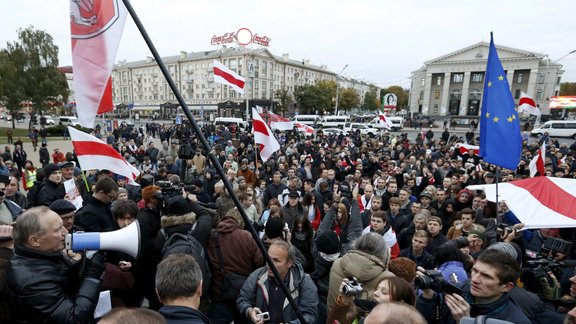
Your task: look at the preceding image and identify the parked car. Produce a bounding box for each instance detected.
[118,119,134,126]
[319,127,345,136]
[59,116,81,127]
[343,123,379,135]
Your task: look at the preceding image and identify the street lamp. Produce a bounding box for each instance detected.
[334,64,348,116]
[538,49,576,123]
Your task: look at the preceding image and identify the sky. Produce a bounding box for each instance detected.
[1,0,575,89]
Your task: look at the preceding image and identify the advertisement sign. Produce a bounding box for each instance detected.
[383,93,398,109]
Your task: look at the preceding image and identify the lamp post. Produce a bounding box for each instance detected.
[538,49,576,124]
[334,64,348,116]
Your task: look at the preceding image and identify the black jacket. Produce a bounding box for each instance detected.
[7,244,102,324]
[159,305,211,323]
[75,195,117,233]
[34,180,65,207]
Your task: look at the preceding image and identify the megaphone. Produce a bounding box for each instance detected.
[64,221,141,259]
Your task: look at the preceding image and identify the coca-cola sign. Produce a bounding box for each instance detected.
[210,32,236,45]
[210,28,271,47]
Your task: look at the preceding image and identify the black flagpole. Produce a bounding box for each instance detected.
[120,1,306,322]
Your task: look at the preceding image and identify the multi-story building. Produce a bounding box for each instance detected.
[409,42,563,117]
[111,47,342,118]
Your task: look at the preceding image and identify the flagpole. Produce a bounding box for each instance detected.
[120,2,306,321]
[495,166,500,223]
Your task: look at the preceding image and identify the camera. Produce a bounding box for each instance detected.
[339,184,352,199]
[495,223,516,236]
[415,270,463,295]
[342,277,363,296]
[257,312,270,321]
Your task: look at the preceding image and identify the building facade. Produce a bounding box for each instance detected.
[111,47,344,118]
[409,42,563,117]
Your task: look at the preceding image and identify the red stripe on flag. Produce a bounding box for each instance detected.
[214,66,245,89]
[511,177,576,219]
[97,77,114,114]
[73,140,127,161]
[253,119,270,136]
[519,96,536,107]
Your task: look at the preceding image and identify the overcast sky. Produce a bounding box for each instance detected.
[1,0,575,89]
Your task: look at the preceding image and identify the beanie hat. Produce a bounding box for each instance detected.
[265,217,285,239]
[485,242,523,265]
[316,231,341,255]
[142,185,160,202]
[49,199,76,215]
[42,163,60,177]
[166,196,191,215]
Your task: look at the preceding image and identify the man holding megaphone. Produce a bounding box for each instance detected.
[7,206,106,323]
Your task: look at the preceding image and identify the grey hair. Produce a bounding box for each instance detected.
[155,254,202,302]
[354,232,390,264]
[270,240,296,263]
[13,206,51,245]
[414,213,428,223]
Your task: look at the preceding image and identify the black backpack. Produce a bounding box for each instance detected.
[161,226,211,295]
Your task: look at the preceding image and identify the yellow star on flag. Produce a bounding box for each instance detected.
[512,115,516,120]
[498,75,504,81]
[493,116,499,122]
[485,112,490,118]
[488,81,492,87]
[507,116,513,122]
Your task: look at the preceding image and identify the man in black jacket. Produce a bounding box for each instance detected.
[34,163,65,207]
[75,176,118,233]
[8,207,105,323]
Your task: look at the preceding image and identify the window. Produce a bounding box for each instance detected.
[517,73,523,84]
[421,78,425,87]
[419,91,424,100]
[452,73,464,83]
[514,89,521,99]
[436,77,442,86]
[471,73,483,83]
[539,75,545,84]
[434,90,440,99]
[537,90,543,100]
[557,77,562,85]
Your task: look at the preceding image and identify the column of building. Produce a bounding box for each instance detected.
[440,72,451,116]
[421,73,433,115]
[459,72,471,116]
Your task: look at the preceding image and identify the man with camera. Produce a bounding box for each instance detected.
[237,240,318,324]
[415,249,531,324]
[7,207,106,323]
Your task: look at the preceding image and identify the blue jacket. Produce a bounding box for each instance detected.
[237,262,318,324]
[4,199,22,221]
[437,261,468,283]
[159,305,211,323]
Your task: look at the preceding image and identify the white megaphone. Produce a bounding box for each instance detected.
[64,221,141,258]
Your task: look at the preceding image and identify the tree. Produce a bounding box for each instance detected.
[339,88,360,112]
[561,82,576,96]
[274,88,292,116]
[294,80,335,114]
[0,26,69,129]
[362,85,380,111]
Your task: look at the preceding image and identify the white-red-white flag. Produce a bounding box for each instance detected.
[68,126,140,185]
[455,143,480,155]
[264,110,294,131]
[214,60,245,94]
[468,177,576,228]
[295,122,314,135]
[252,108,280,162]
[529,143,546,177]
[70,0,128,128]
[518,92,541,116]
[378,110,392,130]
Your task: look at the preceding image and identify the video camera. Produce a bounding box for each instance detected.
[521,237,575,295]
[415,270,463,295]
[342,277,363,297]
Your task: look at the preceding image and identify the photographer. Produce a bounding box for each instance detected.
[328,276,416,323]
[415,249,531,324]
[8,207,105,323]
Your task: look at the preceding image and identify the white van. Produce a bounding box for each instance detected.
[214,117,248,130]
[322,115,349,129]
[290,114,321,127]
[59,116,81,127]
[531,120,576,138]
[368,116,404,131]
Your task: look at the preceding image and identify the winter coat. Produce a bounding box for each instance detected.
[7,244,102,323]
[317,200,363,255]
[75,195,117,233]
[237,262,319,324]
[154,202,213,252]
[362,224,400,259]
[207,216,263,302]
[34,180,65,207]
[159,305,211,324]
[327,250,395,323]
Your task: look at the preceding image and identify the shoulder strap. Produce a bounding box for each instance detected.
[210,230,224,273]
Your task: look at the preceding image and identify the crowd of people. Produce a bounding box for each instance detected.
[1,119,576,323]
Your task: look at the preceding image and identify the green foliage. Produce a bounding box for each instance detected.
[293,80,337,114]
[274,88,292,115]
[561,82,576,96]
[0,26,69,130]
[362,85,380,111]
[339,88,360,111]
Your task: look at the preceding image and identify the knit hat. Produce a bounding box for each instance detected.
[315,231,340,255]
[485,242,523,265]
[166,196,191,215]
[141,185,160,202]
[49,199,76,215]
[237,176,246,183]
[42,163,60,177]
[265,217,285,239]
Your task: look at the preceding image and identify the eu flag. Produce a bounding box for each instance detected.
[479,33,522,170]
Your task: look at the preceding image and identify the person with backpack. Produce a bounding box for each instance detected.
[207,208,264,324]
[154,194,214,297]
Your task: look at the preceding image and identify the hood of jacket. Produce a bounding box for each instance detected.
[216,215,243,234]
[160,212,196,228]
[333,250,387,282]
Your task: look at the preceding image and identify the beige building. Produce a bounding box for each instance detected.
[111,47,341,118]
[409,42,563,117]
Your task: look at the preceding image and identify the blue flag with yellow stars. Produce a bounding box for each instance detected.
[479,32,521,170]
